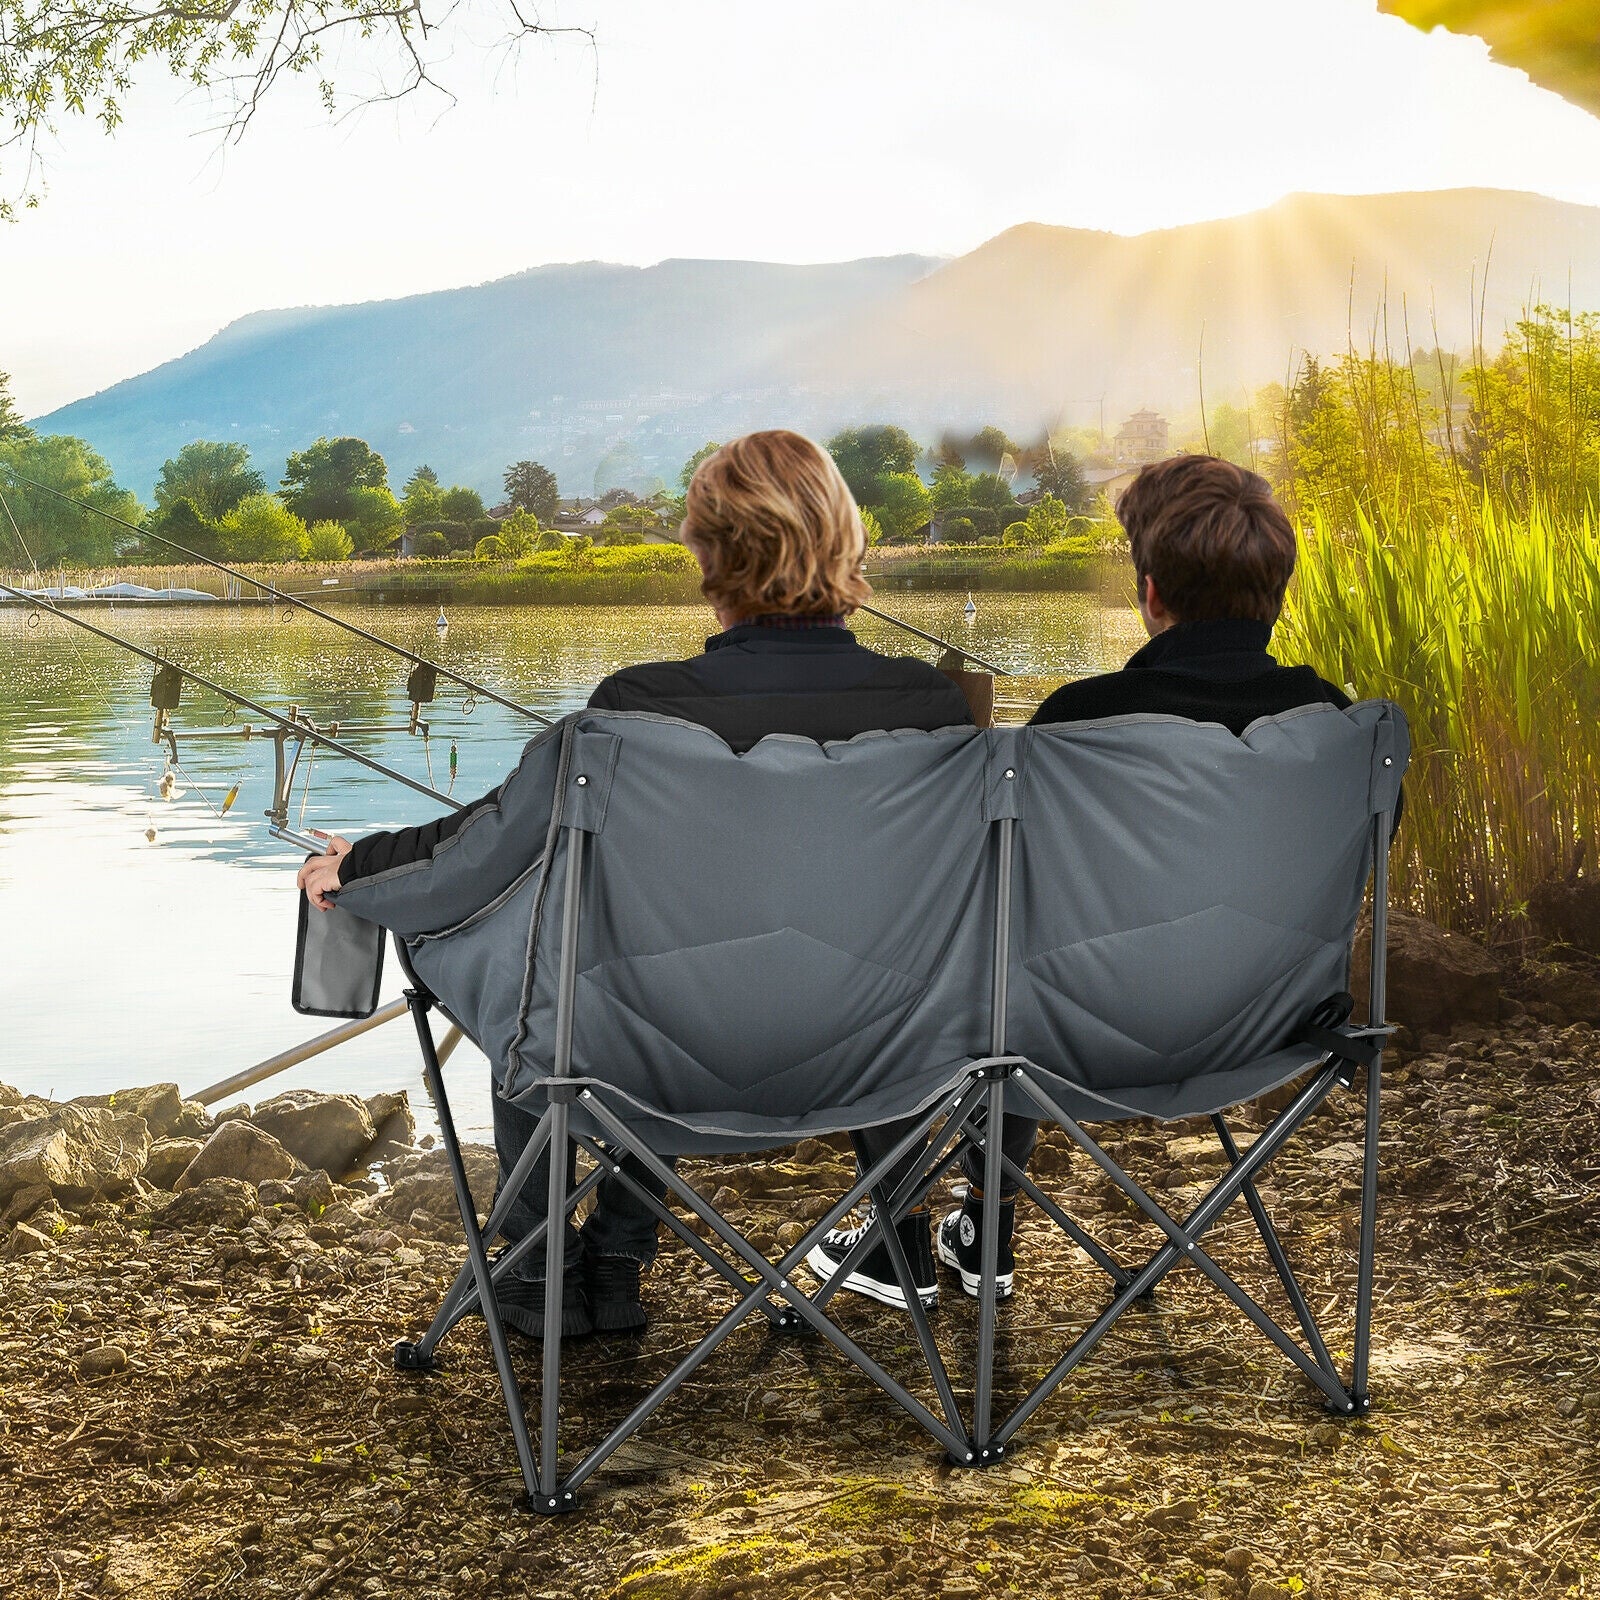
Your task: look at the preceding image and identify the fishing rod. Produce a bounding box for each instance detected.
[2,471,556,727]
[0,575,465,847]
[4,471,1013,680]
[857,603,1008,674]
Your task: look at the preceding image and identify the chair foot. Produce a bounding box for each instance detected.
[1326,1390,1369,1417]
[946,1442,1007,1469]
[528,1488,580,1516]
[393,1340,437,1373]
[769,1306,809,1336]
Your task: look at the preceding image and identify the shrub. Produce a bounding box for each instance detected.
[412,530,451,559]
[305,520,354,561]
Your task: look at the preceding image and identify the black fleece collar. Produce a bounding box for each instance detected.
[1125,618,1278,679]
[704,620,860,655]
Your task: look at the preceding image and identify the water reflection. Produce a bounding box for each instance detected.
[0,596,1141,1135]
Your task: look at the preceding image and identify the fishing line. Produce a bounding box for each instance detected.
[4,470,1013,682]
[1,471,556,727]
[0,575,465,811]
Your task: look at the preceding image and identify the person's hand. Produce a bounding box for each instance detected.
[296,832,352,911]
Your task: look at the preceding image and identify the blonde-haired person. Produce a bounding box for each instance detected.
[299,430,972,1336]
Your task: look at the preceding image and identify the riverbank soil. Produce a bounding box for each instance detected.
[4,1002,1598,1597]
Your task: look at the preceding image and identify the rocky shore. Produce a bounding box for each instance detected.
[3,913,1598,1598]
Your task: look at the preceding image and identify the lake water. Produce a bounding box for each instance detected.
[0,594,1143,1138]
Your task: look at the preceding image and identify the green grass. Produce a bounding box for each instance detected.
[1277,501,1600,938]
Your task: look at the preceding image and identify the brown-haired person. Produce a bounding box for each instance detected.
[299,430,971,1336]
[933,453,1351,1302]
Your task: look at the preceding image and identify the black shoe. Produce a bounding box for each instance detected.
[806,1208,938,1309]
[490,1269,592,1340]
[587,1255,648,1334]
[936,1189,1015,1299]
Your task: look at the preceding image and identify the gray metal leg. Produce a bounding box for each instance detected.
[575,1089,977,1472]
[569,1132,788,1328]
[1212,1114,1341,1386]
[417,1106,557,1355]
[536,1097,573,1510]
[993,1063,1353,1444]
[998,1154,1133,1289]
[1351,1047,1383,1409]
[972,1071,1007,1458]
[402,991,540,1502]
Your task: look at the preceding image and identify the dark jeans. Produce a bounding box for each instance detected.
[853,1109,1038,1208]
[492,1093,672,1282]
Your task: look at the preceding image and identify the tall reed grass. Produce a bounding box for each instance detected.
[1277,502,1600,939]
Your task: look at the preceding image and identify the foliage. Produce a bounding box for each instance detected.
[153,441,264,525]
[305,519,353,561]
[967,472,1016,510]
[219,493,307,562]
[411,529,450,559]
[344,485,404,551]
[439,485,484,523]
[494,509,540,559]
[535,528,566,552]
[0,1,583,219]
[941,516,979,545]
[281,436,388,525]
[678,441,722,493]
[0,370,32,442]
[867,470,932,543]
[474,534,505,560]
[1029,444,1092,513]
[599,503,661,543]
[146,496,226,560]
[503,459,559,521]
[858,507,883,546]
[931,463,974,510]
[401,468,444,527]
[826,425,919,502]
[0,432,141,565]
[1012,495,1074,546]
[1278,502,1600,938]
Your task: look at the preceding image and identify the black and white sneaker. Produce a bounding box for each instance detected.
[806,1208,938,1309]
[936,1190,1015,1299]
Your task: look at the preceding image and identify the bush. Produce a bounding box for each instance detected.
[474,534,504,560]
[305,520,354,561]
[412,530,451,559]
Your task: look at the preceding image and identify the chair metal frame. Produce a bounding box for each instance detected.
[389,768,1395,1509]
[393,814,1025,1513]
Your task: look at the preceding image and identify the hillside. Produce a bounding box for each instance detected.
[776,188,1600,432]
[35,188,1600,497]
[36,256,939,498]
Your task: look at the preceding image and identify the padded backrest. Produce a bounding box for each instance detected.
[513,713,998,1137]
[1005,701,1407,1099]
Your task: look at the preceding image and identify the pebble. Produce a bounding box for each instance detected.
[77,1344,129,1378]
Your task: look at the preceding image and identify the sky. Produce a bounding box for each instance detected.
[5,0,1600,418]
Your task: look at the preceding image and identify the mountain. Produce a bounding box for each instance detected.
[771,189,1600,434]
[36,189,1600,498]
[35,256,940,498]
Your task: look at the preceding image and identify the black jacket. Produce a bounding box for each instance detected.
[341,621,973,883]
[1030,618,1351,732]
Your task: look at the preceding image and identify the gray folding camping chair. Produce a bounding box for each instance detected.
[965,700,1409,1458]
[331,711,1027,1511]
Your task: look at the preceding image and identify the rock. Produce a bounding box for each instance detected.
[6,1221,55,1256]
[364,1091,416,1151]
[147,1176,261,1232]
[1223,1549,1255,1574]
[261,1169,338,1215]
[1529,876,1600,953]
[1351,910,1500,1034]
[1,1182,53,1226]
[1524,966,1600,1025]
[72,1083,184,1138]
[175,1121,297,1190]
[1165,1135,1227,1170]
[249,1091,375,1177]
[77,1345,130,1378]
[0,1104,150,1206]
[144,1137,205,1190]
[170,1101,212,1139]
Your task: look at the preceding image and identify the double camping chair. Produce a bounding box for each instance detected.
[305,701,1408,1513]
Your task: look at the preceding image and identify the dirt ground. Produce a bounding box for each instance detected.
[4,1011,1598,1600]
